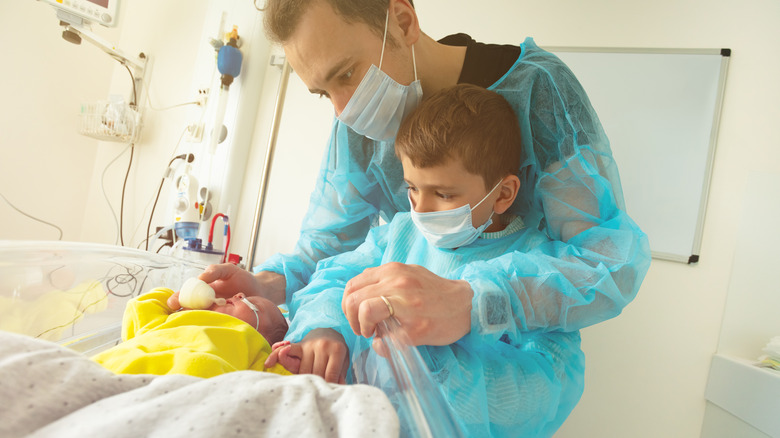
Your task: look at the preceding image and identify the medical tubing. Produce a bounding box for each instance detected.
[208,213,231,263]
[147,223,174,253]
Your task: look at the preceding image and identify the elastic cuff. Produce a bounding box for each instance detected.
[463,277,512,345]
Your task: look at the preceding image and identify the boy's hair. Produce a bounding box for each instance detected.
[263,0,412,45]
[395,84,522,189]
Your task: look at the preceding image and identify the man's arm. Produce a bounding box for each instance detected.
[254,119,396,302]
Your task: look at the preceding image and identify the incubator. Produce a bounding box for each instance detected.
[0,240,206,355]
[0,240,467,437]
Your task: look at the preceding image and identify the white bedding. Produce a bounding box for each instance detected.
[1,331,399,438]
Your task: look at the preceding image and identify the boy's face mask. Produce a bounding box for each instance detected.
[336,10,422,142]
[409,181,502,249]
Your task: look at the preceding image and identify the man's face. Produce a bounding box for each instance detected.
[284,0,415,115]
[401,154,498,229]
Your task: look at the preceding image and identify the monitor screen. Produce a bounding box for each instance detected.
[40,0,119,27]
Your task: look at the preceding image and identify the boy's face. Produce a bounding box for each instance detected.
[401,155,498,229]
[209,293,286,340]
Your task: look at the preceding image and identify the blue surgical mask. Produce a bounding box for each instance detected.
[410,181,502,249]
[336,10,422,142]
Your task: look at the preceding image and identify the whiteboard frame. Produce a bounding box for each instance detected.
[543,46,731,264]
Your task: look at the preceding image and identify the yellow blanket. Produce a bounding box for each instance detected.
[92,288,291,378]
[0,281,107,341]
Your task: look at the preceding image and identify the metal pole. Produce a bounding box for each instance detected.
[245,59,291,270]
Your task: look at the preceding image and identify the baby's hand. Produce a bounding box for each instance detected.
[265,341,302,374]
[167,291,182,310]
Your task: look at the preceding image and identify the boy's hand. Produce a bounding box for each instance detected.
[265,341,302,374]
[292,328,349,384]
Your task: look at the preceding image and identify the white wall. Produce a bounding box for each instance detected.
[407,1,779,437]
[249,1,780,437]
[2,1,270,254]
[0,1,118,241]
[0,0,212,245]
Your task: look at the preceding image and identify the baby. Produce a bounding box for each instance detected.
[92,280,301,378]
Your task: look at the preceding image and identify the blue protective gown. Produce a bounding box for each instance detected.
[286,214,590,437]
[257,37,651,336]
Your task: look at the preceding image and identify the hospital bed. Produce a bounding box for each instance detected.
[0,240,462,437]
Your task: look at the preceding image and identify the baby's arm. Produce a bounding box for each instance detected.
[122,288,176,341]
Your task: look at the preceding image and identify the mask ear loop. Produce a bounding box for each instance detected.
[379,9,418,82]
[240,297,260,332]
[379,10,389,68]
[471,180,503,211]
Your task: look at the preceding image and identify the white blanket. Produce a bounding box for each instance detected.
[0,331,399,437]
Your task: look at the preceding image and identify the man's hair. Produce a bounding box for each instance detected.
[263,0,403,45]
[395,84,522,189]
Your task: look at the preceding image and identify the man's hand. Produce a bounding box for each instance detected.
[197,264,286,305]
[342,262,473,347]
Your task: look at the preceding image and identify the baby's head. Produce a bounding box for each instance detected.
[395,84,522,230]
[208,293,288,345]
[176,278,288,344]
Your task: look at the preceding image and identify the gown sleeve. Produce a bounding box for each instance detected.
[463,39,651,340]
[255,119,403,297]
[283,222,390,343]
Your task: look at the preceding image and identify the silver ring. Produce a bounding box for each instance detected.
[380,295,394,317]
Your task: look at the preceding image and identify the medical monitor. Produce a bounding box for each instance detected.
[39,0,119,27]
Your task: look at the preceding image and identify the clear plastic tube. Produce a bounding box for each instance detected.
[353,317,466,438]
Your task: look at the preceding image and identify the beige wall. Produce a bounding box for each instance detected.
[0,1,117,241]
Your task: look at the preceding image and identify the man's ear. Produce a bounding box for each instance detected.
[390,0,420,46]
[493,174,521,215]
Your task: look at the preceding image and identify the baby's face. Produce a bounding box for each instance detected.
[209,293,286,341]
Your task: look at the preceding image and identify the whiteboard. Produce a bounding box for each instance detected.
[547,47,730,263]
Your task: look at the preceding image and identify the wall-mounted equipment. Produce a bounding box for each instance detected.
[37,0,120,27]
[37,0,148,143]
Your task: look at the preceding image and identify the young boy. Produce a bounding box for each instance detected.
[267,84,587,437]
[92,288,300,378]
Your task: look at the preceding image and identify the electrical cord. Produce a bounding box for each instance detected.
[132,126,190,247]
[101,143,132,245]
[142,75,206,112]
[122,63,137,108]
[144,153,195,251]
[119,143,135,246]
[0,191,64,240]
